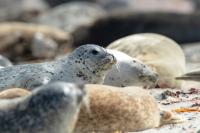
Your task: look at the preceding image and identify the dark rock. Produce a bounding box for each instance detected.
[77,12,200,47]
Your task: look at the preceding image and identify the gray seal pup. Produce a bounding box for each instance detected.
[0,82,85,133]
[104,49,158,87]
[107,33,186,89]
[0,44,116,90]
[74,84,183,133]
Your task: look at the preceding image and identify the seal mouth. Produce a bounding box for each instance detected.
[100,54,116,70]
[103,54,116,64]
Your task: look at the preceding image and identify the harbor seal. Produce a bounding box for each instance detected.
[0,44,116,90]
[74,84,183,133]
[107,33,186,89]
[0,82,85,133]
[104,49,158,87]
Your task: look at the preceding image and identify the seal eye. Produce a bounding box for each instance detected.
[91,50,99,55]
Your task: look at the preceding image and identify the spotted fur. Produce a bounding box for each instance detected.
[0,82,85,133]
[0,44,116,90]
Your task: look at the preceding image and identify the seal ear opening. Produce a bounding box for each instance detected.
[159,110,185,126]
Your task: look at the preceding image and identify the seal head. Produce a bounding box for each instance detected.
[66,44,116,83]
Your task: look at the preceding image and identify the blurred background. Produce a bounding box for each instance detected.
[0,0,200,64]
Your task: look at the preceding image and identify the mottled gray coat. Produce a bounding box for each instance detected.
[0,44,115,90]
[0,82,85,133]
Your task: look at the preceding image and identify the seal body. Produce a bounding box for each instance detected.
[104,50,158,87]
[0,44,116,90]
[0,82,85,133]
[0,88,30,99]
[75,84,182,132]
[107,33,186,89]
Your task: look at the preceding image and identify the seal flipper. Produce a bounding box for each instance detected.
[176,68,200,81]
[159,110,185,126]
[176,76,200,81]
